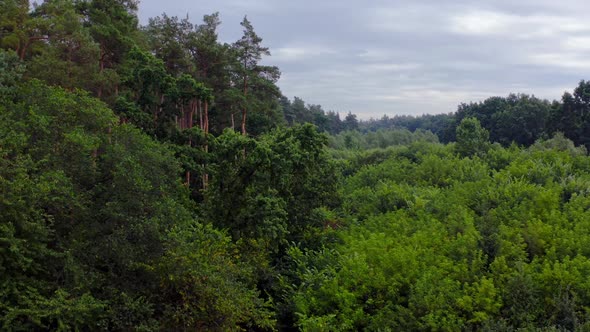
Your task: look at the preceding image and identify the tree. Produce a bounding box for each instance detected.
[0,79,116,330]
[326,111,343,134]
[455,117,490,157]
[552,80,590,149]
[310,104,330,132]
[189,12,225,83]
[117,46,175,135]
[280,95,295,125]
[26,0,101,92]
[232,16,280,135]
[204,124,338,252]
[186,13,229,135]
[76,0,140,98]
[448,94,552,146]
[343,111,359,131]
[0,0,46,60]
[144,14,193,76]
[171,74,213,188]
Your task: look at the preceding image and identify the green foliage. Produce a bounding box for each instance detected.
[204,124,339,251]
[0,50,24,96]
[551,80,590,150]
[157,223,275,330]
[1,79,115,330]
[329,128,439,150]
[0,79,273,330]
[456,117,490,157]
[290,140,590,331]
[360,113,456,142]
[77,0,139,63]
[25,0,102,92]
[531,132,587,157]
[453,94,553,146]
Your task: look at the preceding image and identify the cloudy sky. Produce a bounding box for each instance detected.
[138,0,590,119]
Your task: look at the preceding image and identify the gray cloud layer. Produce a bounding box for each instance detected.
[139,0,590,118]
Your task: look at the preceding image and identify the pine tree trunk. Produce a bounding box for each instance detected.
[189,100,195,129]
[178,105,184,130]
[155,94,165,130]
[203,100,210,189]
[199,99,203,130]
[19,40,29,60]
[19,47,25,60]
[19,36,47,60]
[186,100,193,187]
[242,72,248,135]
[97,46,106,98]
[241,109,247,135]
[204,100,209,134]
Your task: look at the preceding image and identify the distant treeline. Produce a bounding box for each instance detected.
[285,81,590,150]
[280,96,360,134]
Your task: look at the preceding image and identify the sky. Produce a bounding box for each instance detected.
[138,0,590,119]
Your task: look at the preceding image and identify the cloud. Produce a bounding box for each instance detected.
[529,53,590,70]
[225,0,278,13]
[449,10,590,39]
[449,11,512,36]
[357,49,392,61]
[355,63,422,73]
[272,46,335,62]
[365,5,446,34]
[562,37,590,52]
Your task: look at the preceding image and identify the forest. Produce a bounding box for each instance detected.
[3,1,590,331]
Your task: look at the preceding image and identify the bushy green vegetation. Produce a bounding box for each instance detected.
[291,136,590,331]
[329,128,438,150]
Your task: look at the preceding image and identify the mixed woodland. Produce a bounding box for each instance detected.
[4,1,590,331]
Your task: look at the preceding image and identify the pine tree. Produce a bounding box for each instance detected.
[232,16,280,135]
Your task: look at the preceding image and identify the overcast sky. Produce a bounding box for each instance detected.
[138,0,590,119]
